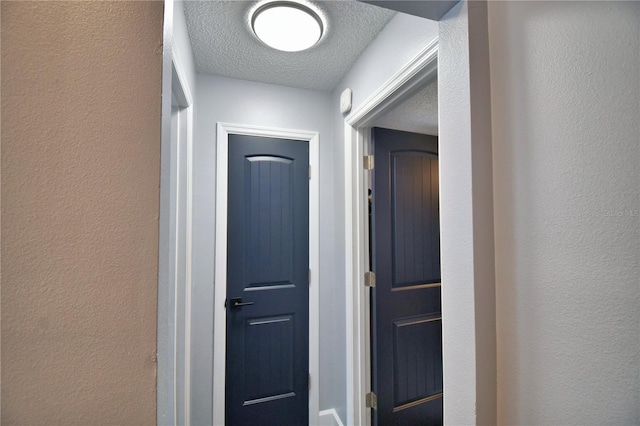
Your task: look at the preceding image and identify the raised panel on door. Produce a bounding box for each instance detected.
[245,155,295,290]
[393,316,443,408]
[372,127,443,426]
[226,134,309,426]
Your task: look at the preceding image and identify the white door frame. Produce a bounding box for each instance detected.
[170,50,195,426]
[343,40,438,426]
[158,0,195,416]
[213,122,320,426]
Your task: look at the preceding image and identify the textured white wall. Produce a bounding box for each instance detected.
[190,74,333,425]
[490,2,640,424]
[438,1,496,424]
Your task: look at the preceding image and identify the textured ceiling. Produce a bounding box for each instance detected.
[183,0,396,91]
[372,77,438,135]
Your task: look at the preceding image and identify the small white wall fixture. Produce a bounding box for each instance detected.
[213,123,320,426]
[343,39,438,426]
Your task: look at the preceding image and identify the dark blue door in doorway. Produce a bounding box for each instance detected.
[372,127,443,425]
[226,134,309,426]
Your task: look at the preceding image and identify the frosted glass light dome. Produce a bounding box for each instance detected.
[252,2,323,52]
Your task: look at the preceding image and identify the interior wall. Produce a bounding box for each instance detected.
[334,13,439,113]
[1,2,163,424]
[438,1,497,423]
[489,1,640,424]
[331,12,439,423]
[190,74,333,425]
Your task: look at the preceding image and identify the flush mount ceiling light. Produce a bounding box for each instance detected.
[251,1,324,52]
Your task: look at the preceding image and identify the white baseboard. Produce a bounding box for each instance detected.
[318,409,344,426]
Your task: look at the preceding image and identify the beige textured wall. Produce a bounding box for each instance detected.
[1,2,163,424]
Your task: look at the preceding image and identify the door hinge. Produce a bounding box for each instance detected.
[308,164,311,180]
[308,269,311,286]
[308,373,311,390]
[366,392,377,410]
[364,271,376,287]
[363,155,374,170]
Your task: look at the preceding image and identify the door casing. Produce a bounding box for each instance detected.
[343,39,438,426]
[213,123,320,426]
[158,39,194,425]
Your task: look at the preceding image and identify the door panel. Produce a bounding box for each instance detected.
[243,315,295,404]
[245,155,295,289]
[390,151,440,288]
[393,316,442,406]
[226,134,309,426]
[372,127,442,426]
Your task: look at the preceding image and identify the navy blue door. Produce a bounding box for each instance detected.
[372,128,442,425]
[226,134,309,426]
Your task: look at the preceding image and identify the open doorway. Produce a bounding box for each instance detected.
[367,68,440,426]
[342,2,496,421]
[369,126,441,425]
[367,71,441,423]
[342,39,438,425]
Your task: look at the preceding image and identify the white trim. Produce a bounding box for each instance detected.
[159,43,193,426]
[183,103,193,426]
[343,40,438,426]
[213,122,320,426]
[319,409,345,426]
[346,39,438,128]
[171,49,193,108]
[170,48,194,426]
